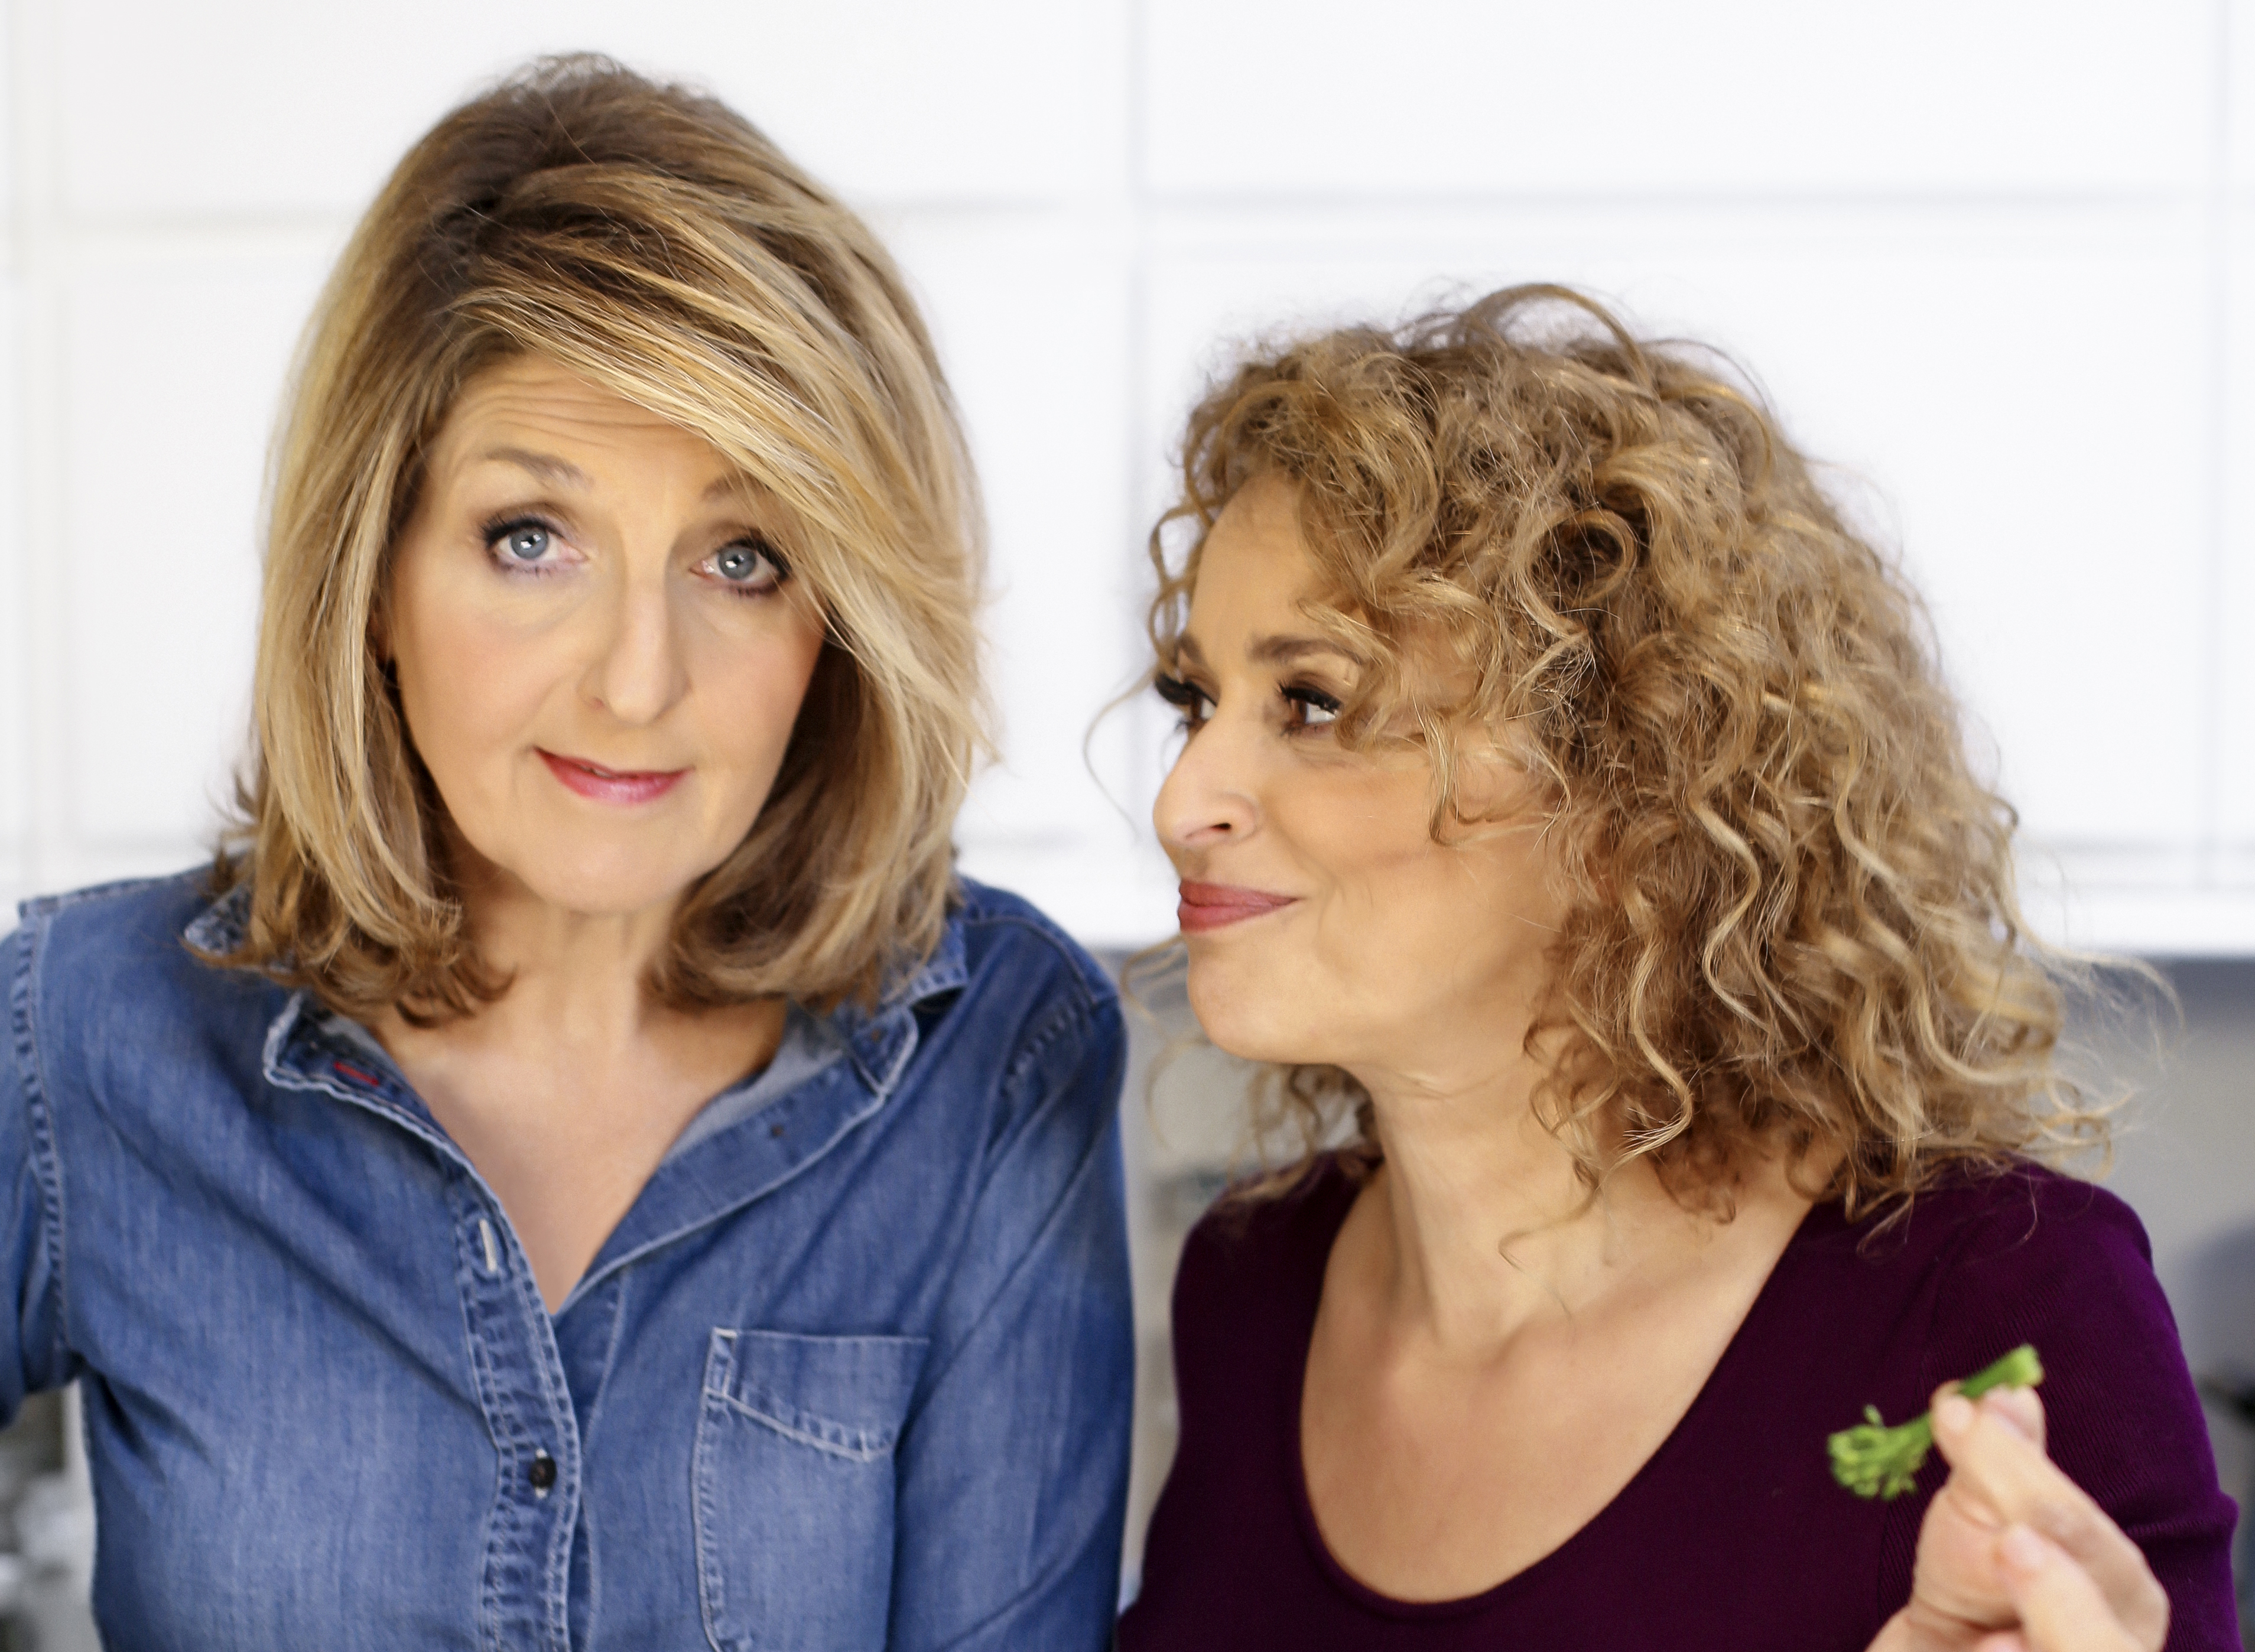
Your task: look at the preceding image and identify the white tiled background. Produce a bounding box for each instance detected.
[0,3,2253,1629]
[0,0,2251,955]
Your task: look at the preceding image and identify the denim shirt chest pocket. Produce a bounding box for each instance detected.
[694,1328,930,1652]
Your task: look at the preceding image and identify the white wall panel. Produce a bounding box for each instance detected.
[878,211,1177,936]
[1145,0,2209,200]
[1141,208,2208,853]
[61,253,326,851]
[0,0,2240,955]
[2232,0,2255,190]
[60,1,1103,222]
[886,215,1138,827]
[2221,202,2255,856]
[0,286,23,853]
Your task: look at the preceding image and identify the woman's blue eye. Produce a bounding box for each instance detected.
[503,523,549,561]
[708,538,787,591]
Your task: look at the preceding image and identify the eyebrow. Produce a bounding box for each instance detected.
[1174,633,1360,670]
[479,447,589,488]
[476,447,763,505]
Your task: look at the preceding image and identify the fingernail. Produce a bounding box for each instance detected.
[2000,1525,2048,1577]
[1936,1394,1975,1436]
[2033,1504,2078,1543]
[1980,1388,2040,1441]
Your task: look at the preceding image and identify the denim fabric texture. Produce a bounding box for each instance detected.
[1,871,1133,1651]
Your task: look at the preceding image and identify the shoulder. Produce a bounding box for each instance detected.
[1794,1162,2170,1410]
[931,878,1122,1086]
[1159,1158,1357,1458]
[1863,1161,2154,1315]
[1892,1162,2179,1407]
[1770,1162,2191,1495]
[1174,1156,1359,1331]
[9,869,279,1081]
[12,869,241,1008]
[948,877,1116,1020]
[1888,1164,2240,1630]
[1795,1160,2147,1294]
[18,867,211,948]
[893,879,1124,1142]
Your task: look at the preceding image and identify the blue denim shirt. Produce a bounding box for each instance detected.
[1,871,1132,1650]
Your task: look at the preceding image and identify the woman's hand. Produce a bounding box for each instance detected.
[1867,1385,2169,1652]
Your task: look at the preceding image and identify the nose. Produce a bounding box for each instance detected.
[1153,711,1259,854]
[580,562,688,727]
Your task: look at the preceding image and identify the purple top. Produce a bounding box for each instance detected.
[1120,1156,2240,1651]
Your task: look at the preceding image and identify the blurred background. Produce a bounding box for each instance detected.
[0,0,2249,1644]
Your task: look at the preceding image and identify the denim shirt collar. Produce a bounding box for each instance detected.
[185,881,968,1099]
[185,882,971,1315]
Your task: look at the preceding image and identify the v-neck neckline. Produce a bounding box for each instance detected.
[1282,1158,1835,1620]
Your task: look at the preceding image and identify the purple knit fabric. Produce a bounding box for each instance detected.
[1120,1156,2240,1651]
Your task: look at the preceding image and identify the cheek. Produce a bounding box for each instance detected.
[390,579,554,772]
[1298,773,1442,909]
[694,618,826,784]
[1294,775,1546,990]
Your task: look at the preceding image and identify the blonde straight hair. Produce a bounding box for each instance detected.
[210,56,987,1020]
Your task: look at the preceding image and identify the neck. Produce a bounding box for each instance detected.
[1345,1041,1712,1360]
[446,856,684,1056]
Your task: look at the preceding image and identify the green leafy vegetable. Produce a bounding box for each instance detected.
[1828,1344,2045,1500]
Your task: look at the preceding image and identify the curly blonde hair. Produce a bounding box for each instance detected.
[1148,285,2105,1215]
[208,56,985,1021]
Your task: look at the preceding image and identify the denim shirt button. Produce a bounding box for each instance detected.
[528,1452,557,1494]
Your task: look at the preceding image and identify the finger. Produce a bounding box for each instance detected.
[1997,1527,2156,1652]
[1928,1400,2166,1644]
[1931,1393,2091,1525]
[1981,1386,2045,1453]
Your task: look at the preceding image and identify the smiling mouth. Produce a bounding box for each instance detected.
[1177,880,1298,933]
[537,749,688,806]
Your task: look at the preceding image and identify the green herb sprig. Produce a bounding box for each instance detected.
[1828,1344,2044,1500]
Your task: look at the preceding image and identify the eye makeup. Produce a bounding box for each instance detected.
[473,510,792,599]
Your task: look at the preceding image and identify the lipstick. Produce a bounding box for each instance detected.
[1177,880,1297,933]
[538,749,687,806]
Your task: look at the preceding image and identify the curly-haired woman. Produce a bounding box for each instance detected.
[1,59,1130,1648]
[1118,288,2235,1650]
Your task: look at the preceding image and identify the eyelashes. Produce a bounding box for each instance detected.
[706,534,791,593]
[1153,673,1208,718]
[476,512,792,597]
[1153,672,1341,731]
[483,514,566,572]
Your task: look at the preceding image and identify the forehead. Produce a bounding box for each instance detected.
[1182,476,1376,673]
[427,356,731,476]
[1189,478,1323,620]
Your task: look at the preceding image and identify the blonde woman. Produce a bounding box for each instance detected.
[0,60,1130,1648]
[1119,290,2235,1650]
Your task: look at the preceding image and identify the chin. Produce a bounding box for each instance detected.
[496,844,711,921]
[1184,957,1325,1068]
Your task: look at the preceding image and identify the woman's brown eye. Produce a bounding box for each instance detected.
[1154,674,1211,724]
[1285,687,1340,727]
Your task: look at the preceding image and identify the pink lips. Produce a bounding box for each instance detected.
[1177,880,1297,933]
[538,749,688,806]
